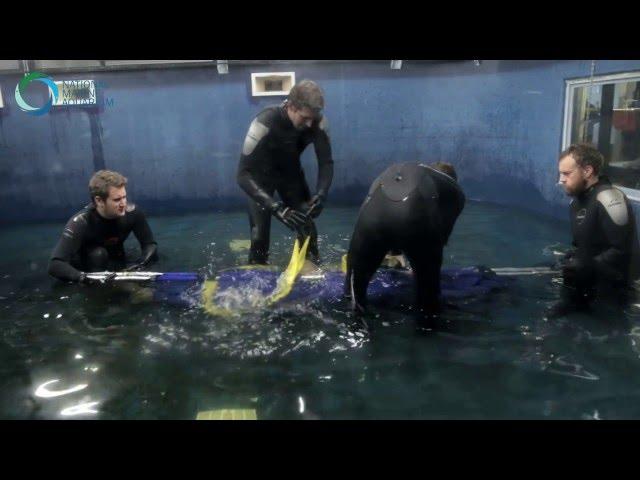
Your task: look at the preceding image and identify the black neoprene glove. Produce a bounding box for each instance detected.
[78,272,117,284]
[562,256,594,285]
[306,194,325,219]
[124,244,158,272]
[271,202,310,232]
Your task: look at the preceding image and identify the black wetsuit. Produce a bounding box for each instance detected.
[237,101,333,264]
[560,176,640,307]
[48,203,158,282]
[344,162,465,315]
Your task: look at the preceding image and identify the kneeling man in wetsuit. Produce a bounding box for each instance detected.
[344,162,465,319]
[48,170,158,283]
[549,143,640,317]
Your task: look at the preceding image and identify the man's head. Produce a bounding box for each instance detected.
[430,162,458,181]
[89,170,128,218]
[558,143,603,196]
[286,79,325,130]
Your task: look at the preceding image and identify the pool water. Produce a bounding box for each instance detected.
[2,202,640,420]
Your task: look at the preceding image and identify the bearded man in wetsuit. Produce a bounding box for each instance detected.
[548,143,640,318]
[237,79,333,265]
[48,170,158,283]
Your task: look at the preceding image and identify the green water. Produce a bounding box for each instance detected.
[2,203,640,419]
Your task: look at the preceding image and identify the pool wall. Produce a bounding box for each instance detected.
[1,60,639,225]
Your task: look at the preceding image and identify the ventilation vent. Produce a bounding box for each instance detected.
[251,72,295,96]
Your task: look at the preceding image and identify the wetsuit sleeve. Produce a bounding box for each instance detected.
[312,116,334,198]
[593,195,633,282]
[48,215,88,282]
[132,209,158,264]
[237,111,278,210]
[446,190,465,243]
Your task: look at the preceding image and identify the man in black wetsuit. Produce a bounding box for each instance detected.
[48,170,158,283]
[548,143,640,318]
[344,162,465,320]
[237,79,334,265]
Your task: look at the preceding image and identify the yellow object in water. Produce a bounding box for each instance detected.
[201,236,311,316]
[265,236,310,304]
[341,252,408,271]
[229,239,252,252]
[196,409,257,420]
[201,279,235,317]
[341,254,348,274]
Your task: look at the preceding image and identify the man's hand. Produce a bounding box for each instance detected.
[271,202,310,231]
[123,263,145,272]
[561,256,594,285]
[79,271,117,285]
[306,194,325,219]
[559,248,576,264]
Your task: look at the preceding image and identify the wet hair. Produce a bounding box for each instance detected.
[559,143,604,176]
[430,162,458,181]
[287,79,325,114]
[89,170,127,203]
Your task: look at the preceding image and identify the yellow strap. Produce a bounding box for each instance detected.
[266,236,310,304]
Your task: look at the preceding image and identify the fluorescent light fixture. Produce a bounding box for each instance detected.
[390,60,403,70]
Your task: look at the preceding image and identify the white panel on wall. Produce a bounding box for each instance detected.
[251,72,296,97]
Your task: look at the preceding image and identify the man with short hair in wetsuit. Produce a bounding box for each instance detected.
[237,79,334,265]
[48,170,158,283]
[344,161,465,321]
[548,143,640,318]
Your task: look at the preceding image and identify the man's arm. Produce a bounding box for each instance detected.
[48,215,88,282]
[312,116,334,199]
[442,188,465,245]
[304,116,334,218]
[592,190,634,282]
[130,207,158,269]
[237,114,278,210]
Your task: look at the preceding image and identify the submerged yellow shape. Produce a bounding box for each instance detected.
[201,236,311,316]
[201,280,234,317]
[229,239,252,252]
[196,409,257,420]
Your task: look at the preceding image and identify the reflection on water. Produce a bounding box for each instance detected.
[35,379,88,398]
[2,204,640,419]
[60,401,100,417]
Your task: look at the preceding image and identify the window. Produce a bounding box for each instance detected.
[563,71,640,198]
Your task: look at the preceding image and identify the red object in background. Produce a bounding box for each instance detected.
[612,109,638,132]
